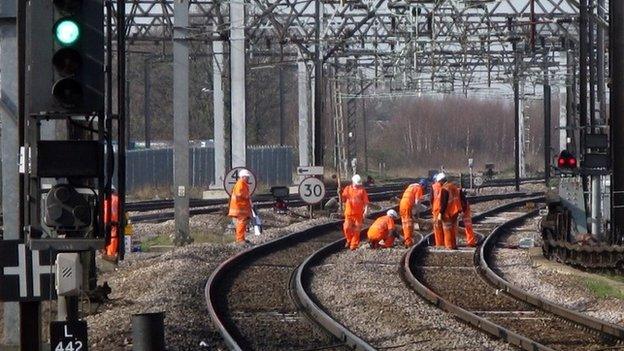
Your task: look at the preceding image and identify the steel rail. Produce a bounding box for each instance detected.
[402,197,552,351]
[403,196,624,350]
[205,192,534,350]
[480,210,624,340]
[291,193,541,351]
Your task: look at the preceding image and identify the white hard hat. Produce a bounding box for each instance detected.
[352,174,362,186]
[387,209,398,219]
[239,169,252,178]
[434,172,446,182]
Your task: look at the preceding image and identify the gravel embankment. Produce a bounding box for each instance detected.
[491,217,624,326]
[86,208,334,351]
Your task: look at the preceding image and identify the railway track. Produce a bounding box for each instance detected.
[205,192,535,350]
[403,197,624,350]
[129,182,411,223]
[128,177,543,223]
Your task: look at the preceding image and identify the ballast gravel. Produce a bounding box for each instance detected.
[309,246,516,350]
[86,208,334,351]
[491,217,624,326]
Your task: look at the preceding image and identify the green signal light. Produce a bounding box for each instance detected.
[54,19,80,46]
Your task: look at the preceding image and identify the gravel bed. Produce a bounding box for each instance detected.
[490,217,624,326]
[412,211,618,351]
[85,213,334,351]
[309,244,517,350]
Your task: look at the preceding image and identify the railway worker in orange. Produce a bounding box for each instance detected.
[399,180,426,247]
[102,187,120,262]
[435,173,462,250]
[431,174,445,247]
[367,209,399,248]
[341,174,370,250]
[460,190,477,247]
[228,169,253,243]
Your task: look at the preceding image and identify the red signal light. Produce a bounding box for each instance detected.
[557,150,577,170]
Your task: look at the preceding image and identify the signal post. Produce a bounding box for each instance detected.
[0,1,122,349]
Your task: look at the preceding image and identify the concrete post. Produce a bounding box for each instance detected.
[173,0,190,244]
[213,40,225,187]
[0,1,20,345]
[230,0,246,167]
[298,59,310,169]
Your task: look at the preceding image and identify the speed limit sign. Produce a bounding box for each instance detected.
[299,177,326,204]
[224,167,257,196]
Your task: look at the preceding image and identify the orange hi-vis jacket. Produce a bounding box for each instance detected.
[228,179,252,218]
[104,193,120,256]
[342,185,369,218]
[400,184,424,211]
[367,215,396,241]
[443,182,462,219]
[431,182,443,216]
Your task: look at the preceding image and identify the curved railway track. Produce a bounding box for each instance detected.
[403,197,624,350]
[205,192,534,350]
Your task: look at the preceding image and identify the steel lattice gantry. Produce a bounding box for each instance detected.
[112,0,584,89]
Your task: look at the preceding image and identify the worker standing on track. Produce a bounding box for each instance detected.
[434,173,462,250]
[460,190,477,247]
[431,174,445,247]
[228,170,253,244]
[367,210,399,249]
[342,174,370,250]
[399,180,426,247]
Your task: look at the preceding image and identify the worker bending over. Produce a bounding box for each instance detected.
[431,175,445,247]
[228,170,253,243]
[461,192,477,247]
[399,180,426,247]
[342,174,370,250]
[434,173,462,250]
[367,210,399,249]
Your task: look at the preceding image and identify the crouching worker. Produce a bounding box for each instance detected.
[367,210,399,249]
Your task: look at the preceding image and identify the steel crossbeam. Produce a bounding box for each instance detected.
[110,0,590,91]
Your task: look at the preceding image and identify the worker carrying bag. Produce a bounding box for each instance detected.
[251,207,263,235]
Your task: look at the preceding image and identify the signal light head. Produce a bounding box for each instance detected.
[557,150,577,171]
[54,19,81,46]
[53,48,82,76]
[53,78,83,108]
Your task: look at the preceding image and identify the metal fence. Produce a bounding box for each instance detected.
[125,145,293,192]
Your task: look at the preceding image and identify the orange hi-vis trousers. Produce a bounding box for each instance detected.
[463,208,477,247]
[442,214,458,250]
[343,215,364,250]
[399,206,414,247]
[433,214,444,247]
[369,234,395,249]
[234,216,250,242]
